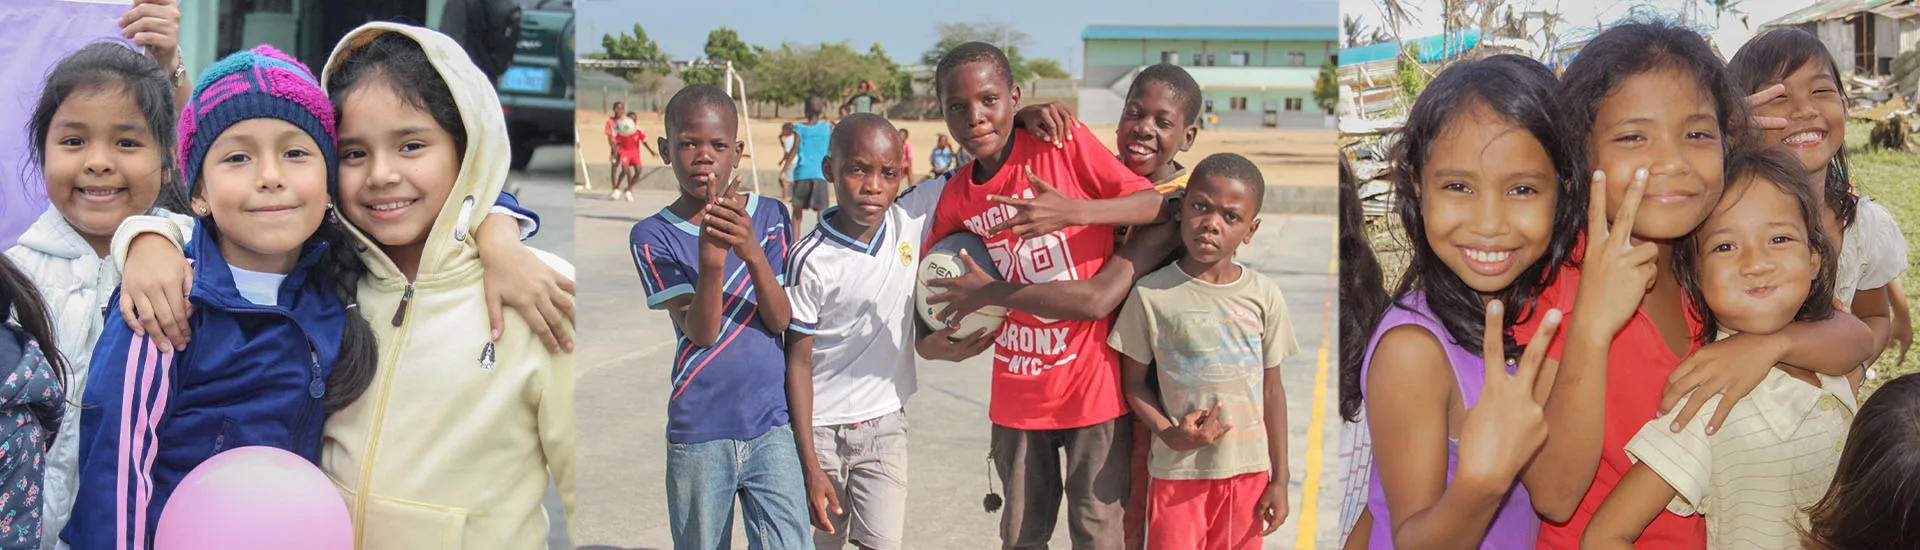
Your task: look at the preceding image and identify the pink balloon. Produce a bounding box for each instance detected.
[154,446,352,550]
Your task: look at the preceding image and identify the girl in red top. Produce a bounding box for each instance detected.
[1516,21,1877,549]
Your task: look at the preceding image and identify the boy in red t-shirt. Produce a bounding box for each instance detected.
[918,41,1179,547]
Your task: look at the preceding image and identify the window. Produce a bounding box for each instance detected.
[1231,97,1248,111]
[1161,51,1179,65]
[1288,52,1307,66]
[1285,98,1304,111]
[1230,51,1250,66]
[1206,54,1217,66]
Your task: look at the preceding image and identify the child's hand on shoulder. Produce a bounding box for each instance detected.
[1159,403,1232,452]
[1255,479,1289,536]
[479,246,576,354]
[1658,331,1787,436]
[120,233,195,352]
[1015,102,1080,148]
[988,167,1087,239]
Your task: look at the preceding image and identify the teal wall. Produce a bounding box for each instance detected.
[1200,90,1314,114]
[1085,38,1334,68]
[181,0,218,80]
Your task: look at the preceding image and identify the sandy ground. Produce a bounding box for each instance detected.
[577,110,1337,189]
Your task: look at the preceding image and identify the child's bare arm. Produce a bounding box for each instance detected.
[116,223,194,352]
[1660,310,1874,434]
[1581,463,1678,550]
[1367,327,1508,548]
[684,240,729,347]
[1890,279,1913,365]
[988,168,1168,239]
[1257,365,1290,535]
[784,331,841,533]
[1854,285,1895,355]
[1122,354,1171,432]
[477,213,576,353]
[926,218,1178,322]
[701,195,792,333]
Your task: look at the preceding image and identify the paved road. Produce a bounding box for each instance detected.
[511,144,576,550]
[570,189,1342,549]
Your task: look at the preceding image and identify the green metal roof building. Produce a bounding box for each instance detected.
[1079,25,1336,129]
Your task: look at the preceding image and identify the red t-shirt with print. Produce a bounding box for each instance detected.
[1512,252,1708,549]
[927,126,1153,430]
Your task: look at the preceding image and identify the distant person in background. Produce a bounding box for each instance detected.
[609,112,655,202]
[779,122,797,199]
[899,128,913,184]
[843,80,885,116]
[437,0,521,84]
[605,101,627,190]
[929,134,956,178]
[789,97,834,226]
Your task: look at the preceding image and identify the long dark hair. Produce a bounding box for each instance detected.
[1673,146,1837,343]
[326,32,469,157]
[1386,54,1578,363]
[1728,27,1857,230]
[1556,19,1750,234]
[1339,157,1388,422]
[0,257,66,390]
[1801,373,1920,550]
[28,42,186,214]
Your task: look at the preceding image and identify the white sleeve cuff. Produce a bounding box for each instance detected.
[491,205,537,240]
[111,216,186,274]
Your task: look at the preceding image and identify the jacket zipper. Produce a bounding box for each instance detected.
[353,289,416,548]
[391,284,414,327]
[297,346,323,456]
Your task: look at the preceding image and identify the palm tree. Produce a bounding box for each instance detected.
[1345,14,1373,48]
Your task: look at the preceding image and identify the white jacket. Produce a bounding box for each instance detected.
[4,207,192,550]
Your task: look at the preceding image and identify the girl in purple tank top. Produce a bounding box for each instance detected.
[1339,55,1583,549]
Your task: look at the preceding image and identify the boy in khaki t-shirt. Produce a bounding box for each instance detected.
[1108,154,1299,549]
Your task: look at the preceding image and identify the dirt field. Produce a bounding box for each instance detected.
[577,110,1336,188]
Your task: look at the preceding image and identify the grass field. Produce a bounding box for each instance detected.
[1844,121,1920,396]
[1358,121,1920,397]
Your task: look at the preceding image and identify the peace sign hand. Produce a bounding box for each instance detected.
[1454,301,1562,489]
[987,167,1086,239]
[1573,169,1660,344]
[1745,83,1791,131]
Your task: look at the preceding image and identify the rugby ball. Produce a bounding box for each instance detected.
[615,117,638,136]
[916,233,1009,340]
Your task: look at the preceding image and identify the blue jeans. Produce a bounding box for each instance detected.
[666,423,809,550]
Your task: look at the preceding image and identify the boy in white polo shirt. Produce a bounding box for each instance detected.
[784,114,993,549]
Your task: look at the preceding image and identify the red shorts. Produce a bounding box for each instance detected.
[617,148,642,167]
[1147,471,1270,550]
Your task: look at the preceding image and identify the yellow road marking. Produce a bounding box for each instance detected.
[1295,231,1338,549]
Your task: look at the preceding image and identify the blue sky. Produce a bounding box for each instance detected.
[576,0,1335,78]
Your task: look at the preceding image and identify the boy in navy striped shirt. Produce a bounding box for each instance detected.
[629,84,806,548]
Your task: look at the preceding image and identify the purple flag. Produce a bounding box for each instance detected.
[0,0,135,250]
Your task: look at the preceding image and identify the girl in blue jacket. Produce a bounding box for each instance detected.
[62,46,378,550]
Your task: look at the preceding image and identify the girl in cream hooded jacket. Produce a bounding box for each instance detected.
[315,23,575,550]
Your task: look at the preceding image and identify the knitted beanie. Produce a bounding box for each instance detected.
[178,45,337,197]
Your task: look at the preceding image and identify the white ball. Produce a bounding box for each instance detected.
[916,233,1009,340]
[616,117,638,136]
